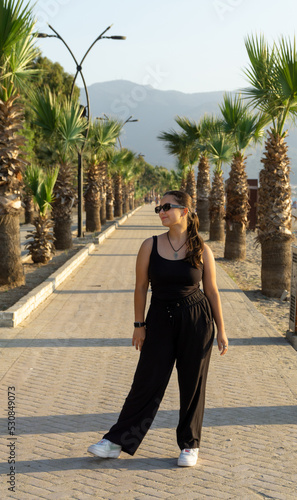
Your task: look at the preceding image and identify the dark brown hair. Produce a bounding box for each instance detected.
[163,190,204,268]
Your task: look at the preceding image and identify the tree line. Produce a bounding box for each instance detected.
[0,0,176,288]
[159,34,296,298]
[1,0,295,300]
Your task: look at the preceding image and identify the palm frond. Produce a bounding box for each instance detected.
[3,35,40,91]
[207,133,234,172]
[31,87,61,137]
[220,93,265,151]
[58,98,87,153]
[242,34,278,110]
[200,114,223,141]
[174,116,201,141]
[90,118,123,153]
[0,0,35,59]
[108,148,136,174]
[24,164,59,216]
[220,94,246,133]
[242,34,297,134]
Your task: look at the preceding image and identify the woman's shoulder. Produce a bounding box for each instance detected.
[202,243,215,264]
[141,232,166,247]
[138,236,154,256]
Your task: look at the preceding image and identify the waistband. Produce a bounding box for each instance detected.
[151,288,205,308]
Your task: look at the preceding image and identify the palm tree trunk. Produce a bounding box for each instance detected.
[224,153,249,260]
[52,161,76,250]
[224,223,246,260]
[24,193,34,224]
[98,161,107,225]
[129,181,134,210]
[210,218,225,241]
[0,95,26,286]
[196,155,211,231]
[0,214,24,286]
[106,174,114,221]
[257,130,293,296]
[86,203,101,232]
[26,215,55,264]
[209,170,225,241]
[106,201,114,220]
[180,174,187,191]
[186,169,196,208]
[53,217,73,250]
[114,173,123,218]
[123,184,130,214]
[261,239,291,297]
[100,190,107,225]
[197,199,210,231]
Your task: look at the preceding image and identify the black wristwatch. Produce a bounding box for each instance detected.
[134,321,146,328]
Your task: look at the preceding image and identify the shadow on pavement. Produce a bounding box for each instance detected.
[0,456,177,474]
[0,338,132,347]
[0,337,286,348]
[0,406,296,437]
[227,337,287,346]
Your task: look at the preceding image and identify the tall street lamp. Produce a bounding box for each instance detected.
[37,24,126,237]
[119,115,139,149]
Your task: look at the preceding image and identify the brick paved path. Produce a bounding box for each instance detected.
[1,205,297,499]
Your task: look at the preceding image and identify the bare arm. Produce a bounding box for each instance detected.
[202,244,228,356]
[132,237,153,351]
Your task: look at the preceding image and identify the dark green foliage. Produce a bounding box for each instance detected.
[21,56,80,164]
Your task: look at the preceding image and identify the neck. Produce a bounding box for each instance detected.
[168,225,187,242]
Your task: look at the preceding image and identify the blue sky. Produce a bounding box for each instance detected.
[33,0,297,94]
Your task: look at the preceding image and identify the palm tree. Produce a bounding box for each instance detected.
[158,117,199,205]
[122,155,138,214]
[106,171,115,220]
[99,161,108,224]
[86,118,123,226]
[108,149,136,217]
[84,154,101,232]
[220,94,265,260]
[0,0,39,286]
[195,116,220,231]
[24,165,58,263]
[32,89,87,249]
[243,34,296,296]
[207,133,234,241]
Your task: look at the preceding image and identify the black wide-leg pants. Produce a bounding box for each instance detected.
[103,289,214,455]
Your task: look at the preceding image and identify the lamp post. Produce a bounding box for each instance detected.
[37,24,126,237]
[119,116,139,149]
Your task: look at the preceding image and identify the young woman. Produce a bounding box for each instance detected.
[88,190,228,467]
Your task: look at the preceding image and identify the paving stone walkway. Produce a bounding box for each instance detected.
[1,205,297,499]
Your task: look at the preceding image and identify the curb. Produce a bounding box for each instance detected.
[0,206,142,328]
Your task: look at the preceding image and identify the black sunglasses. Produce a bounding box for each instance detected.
[155,203,186,214]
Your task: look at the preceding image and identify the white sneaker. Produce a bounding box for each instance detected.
[87,438,121,458]
[177,448,199,467]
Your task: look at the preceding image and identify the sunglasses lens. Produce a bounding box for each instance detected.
[163,203,171,212]
[155,206,161,214]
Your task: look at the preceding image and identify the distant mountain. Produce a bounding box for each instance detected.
[80,80,297,182]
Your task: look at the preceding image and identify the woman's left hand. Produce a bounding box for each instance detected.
[217,330,228,356]
[132,327,146,351]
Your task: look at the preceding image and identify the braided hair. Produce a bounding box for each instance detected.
[163,190,204,268]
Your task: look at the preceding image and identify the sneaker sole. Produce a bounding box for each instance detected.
[177,459,197,467]
[87,445,121,459]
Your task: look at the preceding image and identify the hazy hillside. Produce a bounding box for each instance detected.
[81,80,297,181]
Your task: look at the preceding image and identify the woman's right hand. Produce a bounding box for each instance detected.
[132,327,146,351]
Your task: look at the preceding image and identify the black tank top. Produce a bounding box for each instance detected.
[148,235,203,301]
